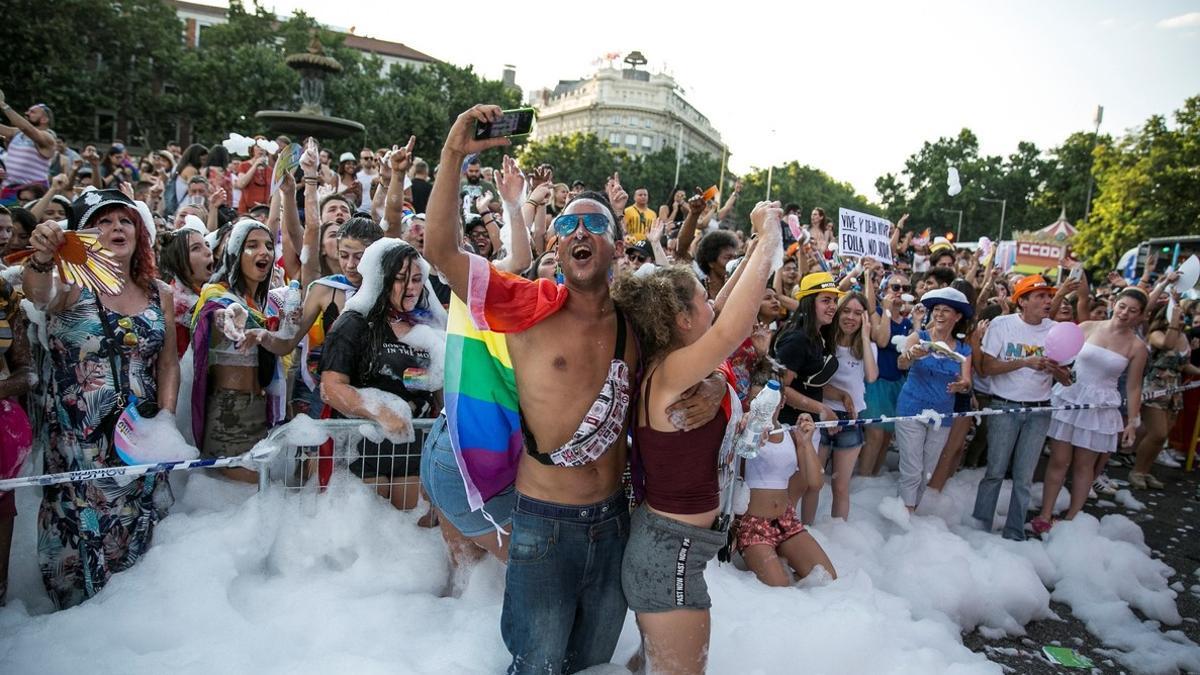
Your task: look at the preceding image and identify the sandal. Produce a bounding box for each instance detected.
[1143,473,1165,490]
[1031,517,1053,535]
[1128,472,1148,490]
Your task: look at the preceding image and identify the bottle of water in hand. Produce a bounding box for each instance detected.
[279,280,302,339]
[735,380,782,459]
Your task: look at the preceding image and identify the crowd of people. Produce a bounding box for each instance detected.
[0,91,1198,674]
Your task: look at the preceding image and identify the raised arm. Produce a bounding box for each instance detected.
[674,192,705,264]
[278,173,301,281]
[0,91,55,153]
[424,105,511,297]
[523,181,552,257]
[656,201,783,399]
[299,139,323,288]
[31,173,70,221]
[492,155,532,274]
[384,137,415,238]
[716,180,741,221]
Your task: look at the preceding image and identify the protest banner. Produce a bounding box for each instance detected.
[1013,240,1068,276]
[837,208,893,264]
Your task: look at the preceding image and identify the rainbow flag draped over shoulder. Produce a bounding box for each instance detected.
[446,253,568,511]
[189,283,286,448]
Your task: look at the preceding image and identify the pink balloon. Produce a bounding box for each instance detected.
[1044,321,1085,364]
[0,398,33,480]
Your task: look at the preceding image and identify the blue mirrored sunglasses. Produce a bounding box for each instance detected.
[553,213,610,238]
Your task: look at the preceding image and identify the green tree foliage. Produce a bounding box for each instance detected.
[874,129,1035,242]
[734,162,875,226]
[0,0,185,147]
[1075,96,1200,269]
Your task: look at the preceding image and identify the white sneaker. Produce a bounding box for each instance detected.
[1168,448,1188,463]
[1088,487,1098,500]
[1155,453,1182,469]
[1093,475,1119,497]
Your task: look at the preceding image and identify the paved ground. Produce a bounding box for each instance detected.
[962,452,1199,673]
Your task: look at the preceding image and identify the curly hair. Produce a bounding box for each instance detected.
[612,265,699,365]
[695,230,738,277]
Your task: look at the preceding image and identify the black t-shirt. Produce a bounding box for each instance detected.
[319,311,437,417]
[774,328,838,425]
[409,178,432,214]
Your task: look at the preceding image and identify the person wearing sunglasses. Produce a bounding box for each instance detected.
[859,272,914,476]
[425,105,722,674]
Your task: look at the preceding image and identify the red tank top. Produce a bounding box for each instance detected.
[635,368,728,514]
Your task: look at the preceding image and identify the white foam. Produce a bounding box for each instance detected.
[0,457,1194,673]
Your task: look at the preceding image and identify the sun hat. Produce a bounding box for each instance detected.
[920,286,974,318]
[1011,274,1055,304]
[793,272,846,300]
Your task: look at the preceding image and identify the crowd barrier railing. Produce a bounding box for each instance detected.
[2,382,1197,492]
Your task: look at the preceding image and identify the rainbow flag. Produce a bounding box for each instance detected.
[445,254,568,510]
[189,283,286,448]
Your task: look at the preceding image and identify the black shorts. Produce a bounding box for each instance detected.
[349,438,421,480]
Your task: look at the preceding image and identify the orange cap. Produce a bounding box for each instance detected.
[1011,274,1055,303]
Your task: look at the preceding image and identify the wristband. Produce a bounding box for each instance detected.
[27,256,55,274]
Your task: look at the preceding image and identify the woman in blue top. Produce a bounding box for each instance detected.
[895,287,972,512]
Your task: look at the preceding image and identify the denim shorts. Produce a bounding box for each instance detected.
[820,410,865,449]
[419,415,516,538]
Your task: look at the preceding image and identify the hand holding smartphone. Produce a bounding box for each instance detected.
[474,108,536,140]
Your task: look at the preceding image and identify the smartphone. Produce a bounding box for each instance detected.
[1069,266,1084,282]
[474,108,536,140]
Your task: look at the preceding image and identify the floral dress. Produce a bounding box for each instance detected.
[38,285,172,609]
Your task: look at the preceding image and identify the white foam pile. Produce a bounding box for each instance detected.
[0,467,1195,673]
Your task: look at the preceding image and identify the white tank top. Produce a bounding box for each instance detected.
[744,429,798,490]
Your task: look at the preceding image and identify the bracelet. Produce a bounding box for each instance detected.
[27,256,54,274]
[525,200,544,208]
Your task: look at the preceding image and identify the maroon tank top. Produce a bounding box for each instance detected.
[635,368,728,514]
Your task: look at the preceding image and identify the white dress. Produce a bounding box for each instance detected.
[1047,342,1128,453]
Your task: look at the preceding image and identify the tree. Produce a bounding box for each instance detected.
[735,162,876,228]
[0,0,185,147]
[1075,96,1200,269]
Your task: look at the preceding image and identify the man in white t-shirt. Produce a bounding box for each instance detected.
[972,275,1072,540]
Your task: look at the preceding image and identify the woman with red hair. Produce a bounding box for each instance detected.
[22,188,179,609]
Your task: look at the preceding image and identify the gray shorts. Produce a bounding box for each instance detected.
[621,506,727,613]
[202,389,268,459]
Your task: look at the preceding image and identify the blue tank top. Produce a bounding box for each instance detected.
[896,330,970,417]
[876,307,912,381]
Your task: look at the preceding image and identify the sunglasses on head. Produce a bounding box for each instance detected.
[553,213,610,238]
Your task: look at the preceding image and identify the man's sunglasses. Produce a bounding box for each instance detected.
[553,213,610,238]
[889,284,912,292]
[626,250,649,263]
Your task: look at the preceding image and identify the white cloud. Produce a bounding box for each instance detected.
[1157,12,1200,29]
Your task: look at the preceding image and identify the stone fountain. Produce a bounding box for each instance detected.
[255,34,365,139]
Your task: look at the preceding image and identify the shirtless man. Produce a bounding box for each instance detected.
[426,105,719,674]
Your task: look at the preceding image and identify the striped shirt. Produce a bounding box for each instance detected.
[3,131,51,188]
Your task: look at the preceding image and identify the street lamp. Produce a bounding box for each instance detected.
[979,197,1007,242]
[673,121,684,188]
[939,208,963,241]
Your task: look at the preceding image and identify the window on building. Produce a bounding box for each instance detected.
[644,118,653,128]
[609,132,621,145]
[625,134,638,146]
[611,115,620,125]
[641,136,652,148]
[630,115,639,127]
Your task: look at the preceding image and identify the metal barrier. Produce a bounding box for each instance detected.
[262,417,436,509]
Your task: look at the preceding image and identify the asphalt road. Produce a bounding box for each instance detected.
[963,453,1199,674]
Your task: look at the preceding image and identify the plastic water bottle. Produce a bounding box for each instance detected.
[279,280,302,339]
[735,380,782,459]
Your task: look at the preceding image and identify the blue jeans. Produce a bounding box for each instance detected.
[502,491,629,674]
[972,400,1051,540]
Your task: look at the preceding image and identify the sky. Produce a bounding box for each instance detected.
[193,0,1200,201]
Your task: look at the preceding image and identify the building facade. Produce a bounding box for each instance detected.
[529,62,726,160]
[171,1,436,70]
